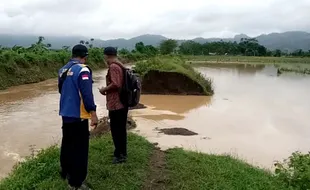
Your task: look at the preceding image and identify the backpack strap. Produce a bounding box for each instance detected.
[58,61,80,93]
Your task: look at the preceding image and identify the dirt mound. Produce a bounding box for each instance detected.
[90,116,136,138]
[159,128,198,136]
[141,70,205,95]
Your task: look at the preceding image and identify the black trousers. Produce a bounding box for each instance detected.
[109,108,129,157]
[60,119,89,187]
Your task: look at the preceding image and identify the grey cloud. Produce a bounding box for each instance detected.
[159,0,310,38]
[5,0,101,17]
[21,0,102,15]
[0,0,310,39]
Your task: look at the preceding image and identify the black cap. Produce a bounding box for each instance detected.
[104,47,117,56]
[72,44,88,58]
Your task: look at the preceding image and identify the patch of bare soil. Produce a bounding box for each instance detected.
[142,147,170,190]
[141,70,205,95]
[90,116,136,138]
[159,128,198,136]
[129,103,147,110]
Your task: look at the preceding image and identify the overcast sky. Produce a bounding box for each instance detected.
[0,0,309,40]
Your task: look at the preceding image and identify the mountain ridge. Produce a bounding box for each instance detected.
[0,31,309,52]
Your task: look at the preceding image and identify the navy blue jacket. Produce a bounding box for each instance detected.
[58,59,96,123]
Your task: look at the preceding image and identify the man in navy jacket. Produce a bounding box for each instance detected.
[58,44,98,190]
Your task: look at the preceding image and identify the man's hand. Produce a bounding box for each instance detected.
[90,111,98,129]
[98,87,107,95]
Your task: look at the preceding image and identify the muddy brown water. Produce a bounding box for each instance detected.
[0,64,310,178]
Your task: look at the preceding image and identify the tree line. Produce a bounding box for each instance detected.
[118,38,310,59]
[2,36,310,63]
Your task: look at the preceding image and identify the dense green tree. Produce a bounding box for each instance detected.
[292,49,304,56]
[145,45,158,56]
[135,42,146,54]
[179,41,203,55]
[159,39,178,55]
[274,49,282,57]
[119,48,131,55]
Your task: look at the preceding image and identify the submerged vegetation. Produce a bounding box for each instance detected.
[134,57,214,95]
[1,132,307,190]
[183,55,310,64]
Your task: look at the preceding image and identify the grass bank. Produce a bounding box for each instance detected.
[184,55,310,64]
[183,55,310,75]
[0,132,298,190]
[0,48,105,90]
[134,57,214,95]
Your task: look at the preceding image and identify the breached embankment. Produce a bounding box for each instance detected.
[133,57,214,96]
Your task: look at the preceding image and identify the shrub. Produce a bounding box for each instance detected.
[275,151,310,190]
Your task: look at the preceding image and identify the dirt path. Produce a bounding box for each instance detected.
[142,147,169,190]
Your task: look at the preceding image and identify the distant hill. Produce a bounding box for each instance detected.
[0,31,310,52]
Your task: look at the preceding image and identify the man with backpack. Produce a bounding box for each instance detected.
[58,44,98,190]
[99,46,141,164]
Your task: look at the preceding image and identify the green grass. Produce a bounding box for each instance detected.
[133,56,214,95]
[0,133,300,190]
[165,148,290,190]
[0,133,153,190]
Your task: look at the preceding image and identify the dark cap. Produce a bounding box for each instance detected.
[72,44,88,58]
[104,47,117,56]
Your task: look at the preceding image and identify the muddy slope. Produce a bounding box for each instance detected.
[141,70,206,95]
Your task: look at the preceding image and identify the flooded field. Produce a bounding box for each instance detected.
[0,63,310,178]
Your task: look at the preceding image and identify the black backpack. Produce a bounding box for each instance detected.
[119,68,141,108]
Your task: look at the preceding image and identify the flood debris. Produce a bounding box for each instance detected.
[129,103,147,110]
[201,136,212,140]
[158,128,198,136]
[90,116,136,138]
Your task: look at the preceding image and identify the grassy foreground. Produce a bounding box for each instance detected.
[0,134,153,190]
[0,132,294,190]
[134,57,214,95]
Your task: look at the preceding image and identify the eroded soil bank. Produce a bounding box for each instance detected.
[141,70,206,95]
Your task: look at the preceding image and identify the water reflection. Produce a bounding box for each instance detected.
[141,95,211,114]
[131,95,211,121]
